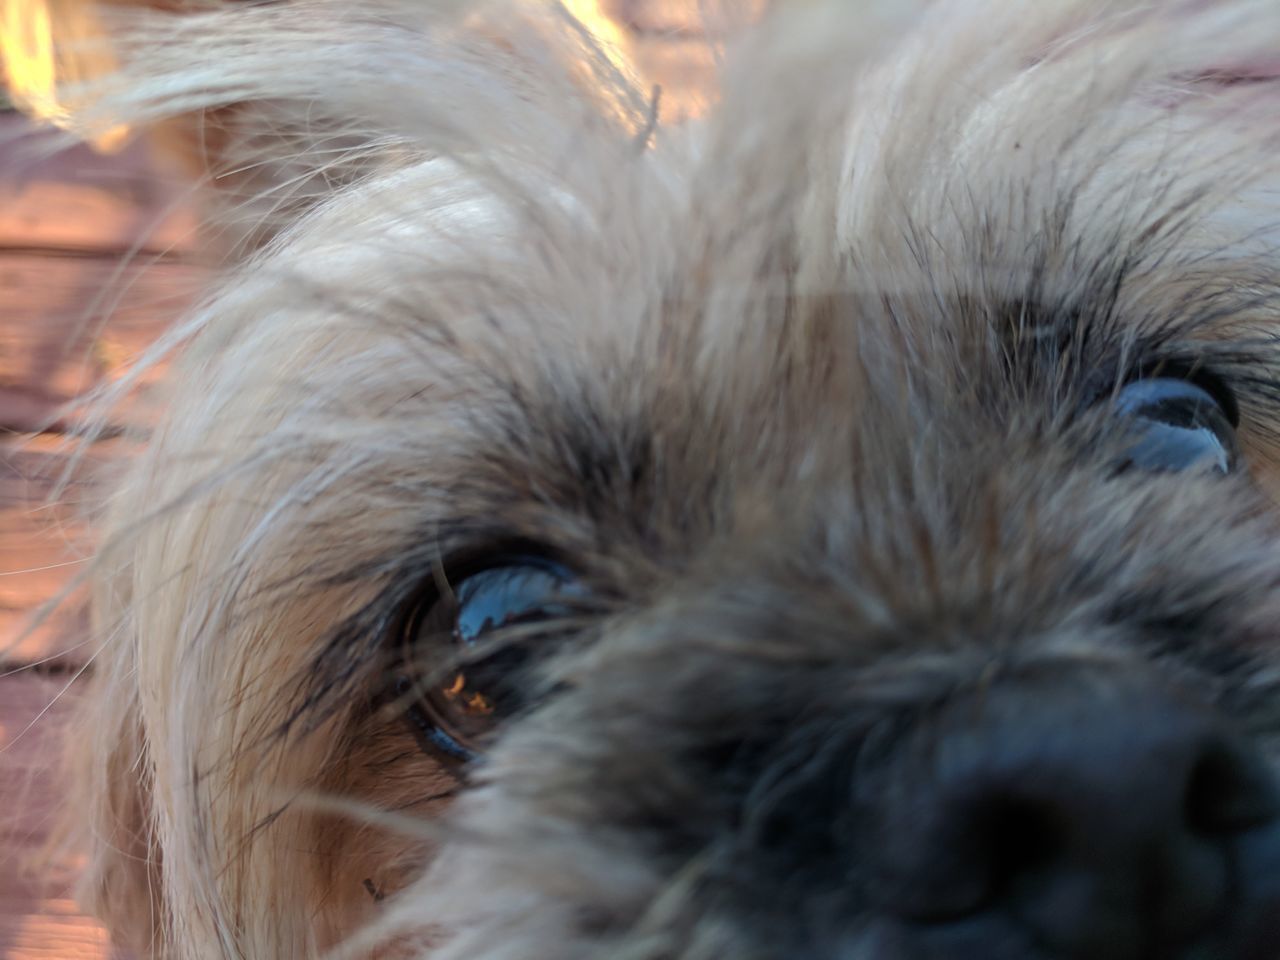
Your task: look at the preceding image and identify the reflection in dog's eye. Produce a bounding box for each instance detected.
[397,560,578,766]
[1114,376,1240,475]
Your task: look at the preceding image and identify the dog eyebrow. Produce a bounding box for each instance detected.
[979,228,1280,402]
[467,371,665,530]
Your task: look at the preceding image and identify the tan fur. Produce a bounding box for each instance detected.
[60,1,1280,957]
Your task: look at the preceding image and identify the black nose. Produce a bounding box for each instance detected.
[866,671,1280,960]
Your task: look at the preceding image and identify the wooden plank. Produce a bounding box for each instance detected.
[0,253,204,432]
[609,0,712,36]
[0,435,111,665]
[0,116,206,434]
[0,115,199,259]
[0,177,199,258]
[0,252,202,401]
[0,253,197,665]
[0,674,131,960]
[633,35,718,118]
[608,0,766,40]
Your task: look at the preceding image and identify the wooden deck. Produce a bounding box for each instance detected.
[0,6,721,957]
[0,111,200,960]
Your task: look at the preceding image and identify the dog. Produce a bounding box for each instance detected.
[60,1,1280,957]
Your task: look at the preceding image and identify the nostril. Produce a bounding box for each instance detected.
[879,792,1072,924]
[983,796,1067,894]
[1184,741,1280,836]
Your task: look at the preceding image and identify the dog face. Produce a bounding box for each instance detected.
[69,1,1280,958]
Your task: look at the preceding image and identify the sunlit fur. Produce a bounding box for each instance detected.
[63,1,1280,957]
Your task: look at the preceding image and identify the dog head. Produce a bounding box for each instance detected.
[68,2,1280,957]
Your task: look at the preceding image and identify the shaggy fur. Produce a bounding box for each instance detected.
[57,0,1280,957]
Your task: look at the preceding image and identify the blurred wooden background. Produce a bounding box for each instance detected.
[0,110,203,960]
[0,3,718,957]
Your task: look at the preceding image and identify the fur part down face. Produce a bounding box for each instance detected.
[63,1,1280,957]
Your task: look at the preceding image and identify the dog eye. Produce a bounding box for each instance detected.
[398,560,577,765]
[1114,376,1239,474]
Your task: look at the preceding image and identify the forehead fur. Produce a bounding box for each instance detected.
[105,0,1280,544]
[102,1,1280,385]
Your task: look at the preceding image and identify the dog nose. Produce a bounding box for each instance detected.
[867,674,1280,959]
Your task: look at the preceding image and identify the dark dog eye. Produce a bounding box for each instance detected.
[1114,377,1239,475]
[398,560,577,765]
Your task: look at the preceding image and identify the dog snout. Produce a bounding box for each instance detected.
[863,675,1280,959]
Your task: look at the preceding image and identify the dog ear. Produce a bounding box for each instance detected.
[56,0,654,258]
